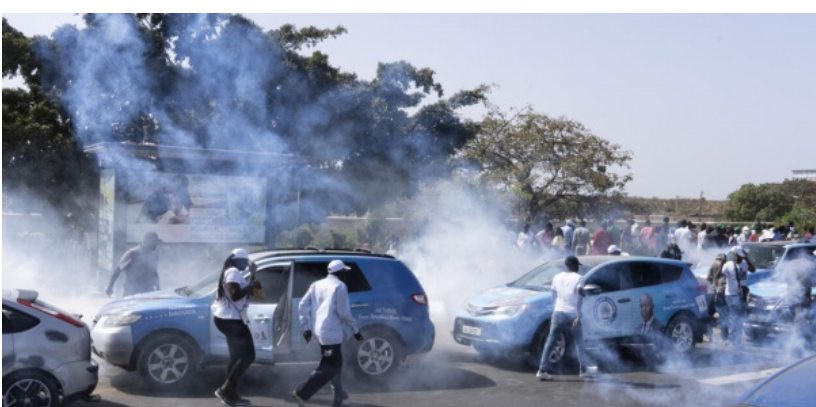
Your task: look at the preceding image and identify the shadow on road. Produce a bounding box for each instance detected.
[105,357,496,400]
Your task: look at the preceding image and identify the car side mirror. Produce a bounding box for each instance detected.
[581,284,601,295]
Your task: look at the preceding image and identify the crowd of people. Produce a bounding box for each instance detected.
[516,217,814,263]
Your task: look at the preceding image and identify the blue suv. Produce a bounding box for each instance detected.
[91,249,434,389]
[453,256,708,368]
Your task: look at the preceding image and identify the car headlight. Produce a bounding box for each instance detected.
[101,313,142,327]
[494,304,528,318]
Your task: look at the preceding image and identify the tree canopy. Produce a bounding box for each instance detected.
[723,179,816,230]
[3,13,489,226]
[457,106,632,222]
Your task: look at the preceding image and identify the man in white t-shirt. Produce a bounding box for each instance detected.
[674,220,694,255]
[720,245,755,348]
[536,256,597,381]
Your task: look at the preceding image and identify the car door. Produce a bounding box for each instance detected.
[580,262,635,340]
[628,261,674,336]
[247,262,292,362]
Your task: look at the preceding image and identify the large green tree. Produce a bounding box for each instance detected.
[458,106,632,222]
[724,179,816,225]
[5,14,489,224]
[2,18,97,227]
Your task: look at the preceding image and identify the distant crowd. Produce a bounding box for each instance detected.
[515,217,815,262]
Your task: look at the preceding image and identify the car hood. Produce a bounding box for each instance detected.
[96,289,192,315]
[749,279,816,299]
[467,285,551,308]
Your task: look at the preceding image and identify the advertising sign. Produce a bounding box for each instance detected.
[124,171,266,243]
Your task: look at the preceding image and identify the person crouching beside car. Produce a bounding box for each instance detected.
[213,248,261,407]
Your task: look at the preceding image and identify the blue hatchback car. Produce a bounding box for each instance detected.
[453,256,709,368]
[91,249,434,389]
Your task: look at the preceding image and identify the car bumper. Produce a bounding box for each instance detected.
[452,315,534,348]
[91,323,135,368]
[55,358,99,404]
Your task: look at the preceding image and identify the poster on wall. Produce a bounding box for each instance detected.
[97,169,116,270]
[124,172,267,243]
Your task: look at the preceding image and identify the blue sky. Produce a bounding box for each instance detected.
[3,13,814,200]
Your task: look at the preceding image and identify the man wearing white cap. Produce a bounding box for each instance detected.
[607,245,628,256]
[720,246,756,348]
[293,260,363,407]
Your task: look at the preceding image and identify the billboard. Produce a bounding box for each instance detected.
[124,171,267,243]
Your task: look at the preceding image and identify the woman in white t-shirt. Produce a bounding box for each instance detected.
[212,248,261,407]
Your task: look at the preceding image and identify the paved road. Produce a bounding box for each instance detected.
[69,329,796,407]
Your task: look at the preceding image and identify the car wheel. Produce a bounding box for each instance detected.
[137,334,198,390]
[348,329,403,380]
[528,322,570,370]
[664,315,696,354]
[3,370,60,407]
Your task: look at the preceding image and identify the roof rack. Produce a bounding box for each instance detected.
[251,247,395,260]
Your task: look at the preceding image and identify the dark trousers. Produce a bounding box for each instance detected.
[214,317,255,391]
[296,344,347,404]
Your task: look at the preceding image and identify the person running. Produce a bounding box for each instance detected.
[105,232,162,297]
[213,249,262,407]
[293,260,363,407]
[535,255,597,381]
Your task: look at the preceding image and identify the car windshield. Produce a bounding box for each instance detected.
[175,268,224,297]
[743,245,787,269]
[508,259,593,291]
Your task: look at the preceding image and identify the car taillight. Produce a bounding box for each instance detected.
[18,299,85,328]
[411,293,428,306]
[696,284,708,293]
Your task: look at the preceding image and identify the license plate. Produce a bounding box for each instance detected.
[462,325,481,336]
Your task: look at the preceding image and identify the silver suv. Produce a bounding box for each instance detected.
[3,288,99,407]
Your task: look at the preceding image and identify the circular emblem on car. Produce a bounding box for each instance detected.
[593,297,617,326]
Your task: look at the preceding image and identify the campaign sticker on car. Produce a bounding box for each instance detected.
[695,295,707,313]
[462,325,482,336]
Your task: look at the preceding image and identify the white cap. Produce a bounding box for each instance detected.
[328,259,351,273]
[742,226,750,232]
[607,245,622,254]
[731,246,747,258]
[231,248,249,260]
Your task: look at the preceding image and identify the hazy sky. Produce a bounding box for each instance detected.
[3,13,815,200]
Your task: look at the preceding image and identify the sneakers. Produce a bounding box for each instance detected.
[292,390,306,407]
[215,389,237,407]
[535,370,552,381]
[214,388,250,406]
[580,365,598,379]
[232,395,251,406]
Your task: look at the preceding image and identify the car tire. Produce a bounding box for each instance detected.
[137,334,198,390]
[3,370,60,407]
[528,321,571,372]
[664,314,697,354]
[348,329,403,380]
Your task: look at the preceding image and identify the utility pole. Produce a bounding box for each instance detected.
[699,191,704,222]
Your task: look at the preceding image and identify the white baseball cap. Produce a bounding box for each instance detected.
[607,245,622,254]
[231,248,249,260]
[328,259,351,273]
[731,246,747,258]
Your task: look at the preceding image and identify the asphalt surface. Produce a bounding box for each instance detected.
[68,322,799,407]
